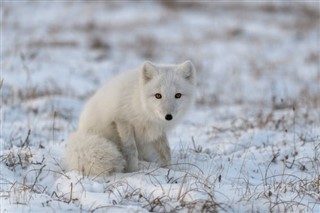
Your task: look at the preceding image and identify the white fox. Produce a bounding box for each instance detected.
[64,61,196,176]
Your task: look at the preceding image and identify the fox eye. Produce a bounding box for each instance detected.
[155,93,162,99]
[175,93,182,99]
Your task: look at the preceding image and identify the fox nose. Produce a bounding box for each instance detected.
[165,114,173,121]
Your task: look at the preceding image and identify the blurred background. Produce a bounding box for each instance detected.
[2,1,319,119]
[1,2,320,211]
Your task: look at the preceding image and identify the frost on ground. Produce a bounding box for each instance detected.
[1,1,320,212]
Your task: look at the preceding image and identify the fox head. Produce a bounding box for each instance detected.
[140,60,196,124]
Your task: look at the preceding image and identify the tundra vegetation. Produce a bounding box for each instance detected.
[1,1,319,212]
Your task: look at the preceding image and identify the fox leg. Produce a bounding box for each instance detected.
[116,121,139,172]
[155,134,171,167]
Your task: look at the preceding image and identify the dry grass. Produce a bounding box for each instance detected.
[1,1,319,212]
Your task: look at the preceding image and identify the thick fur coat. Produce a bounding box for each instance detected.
[64,61,196,176]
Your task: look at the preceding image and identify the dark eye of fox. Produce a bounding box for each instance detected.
[175,93,182,99]
[155,93,162,99]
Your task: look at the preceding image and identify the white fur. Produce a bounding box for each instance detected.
[64,61,196,176]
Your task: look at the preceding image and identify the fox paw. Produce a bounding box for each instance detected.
[125,159,139,172]
[160,159,171,168]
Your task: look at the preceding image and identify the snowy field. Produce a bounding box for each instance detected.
[1,1,320,212]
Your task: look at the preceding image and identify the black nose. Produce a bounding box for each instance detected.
[165,114,173,121]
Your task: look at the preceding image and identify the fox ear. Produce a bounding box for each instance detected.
[141,61,158,83]
[176,60,196,83]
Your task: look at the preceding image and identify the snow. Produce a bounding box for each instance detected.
[1,1,320,212]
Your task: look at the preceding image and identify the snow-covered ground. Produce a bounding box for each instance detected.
[1,1,320,212]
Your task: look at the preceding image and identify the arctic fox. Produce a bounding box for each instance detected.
[64,61,196,176]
